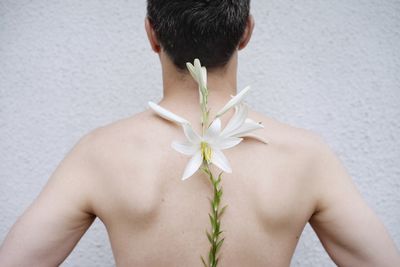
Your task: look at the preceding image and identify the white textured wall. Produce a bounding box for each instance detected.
[1,1,399,266]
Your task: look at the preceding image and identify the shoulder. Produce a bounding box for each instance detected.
[250,109,325,160]
[250,109,337,195]
[70,109,175,183]
[257,112,357,217]
[59,110,160,212]
[78,110,163,161]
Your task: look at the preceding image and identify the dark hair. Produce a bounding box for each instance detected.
[147,0,250,70]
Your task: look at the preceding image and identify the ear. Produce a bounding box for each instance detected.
[238,14,255,50]
[145,17,161,53]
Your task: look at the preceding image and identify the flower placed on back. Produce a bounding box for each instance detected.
[148,64,266,180]
[148,59,267,267]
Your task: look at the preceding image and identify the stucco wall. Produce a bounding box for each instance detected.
[1,1,399,266]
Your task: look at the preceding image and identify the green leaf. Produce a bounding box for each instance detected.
[216,237,225,255]
[208,214,216,229]
[218,205,228,218]
[217,189,223,198]
[206,230,212,243]
[212,201,218,212]
[215,222,220,234]
[217,172,223,183]
[201,256,208,267]
[201,167,210,175]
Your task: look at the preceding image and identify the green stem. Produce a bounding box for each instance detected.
[200,86,209,135]
[201,162,227,267]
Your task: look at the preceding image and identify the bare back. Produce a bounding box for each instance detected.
[1,105,399,267]
[89,108,318,267]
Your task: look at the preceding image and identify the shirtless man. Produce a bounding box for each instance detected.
[0,1,399,266]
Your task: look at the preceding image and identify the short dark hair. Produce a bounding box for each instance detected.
[147,0,250,70]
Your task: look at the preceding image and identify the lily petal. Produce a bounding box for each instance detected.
[240,133,269,144]
[181,150,203,180]
[216,86,251,118]
[182,123,201,144]
[186,60,207,104]
[201,66,207,87]
[213,137,243,150]
[230,118,264,137]
[211,148,232,173]
[220,103,248,137]
[194,59,203,80]
[171,141,198,155]
[186,62,198,83]
[203,118,221,141]
[194,59,207,92]
[148,101,189,125]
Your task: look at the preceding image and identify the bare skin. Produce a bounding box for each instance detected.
[0,15,399,267]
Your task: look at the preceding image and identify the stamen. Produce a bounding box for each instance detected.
[200,142,212,164]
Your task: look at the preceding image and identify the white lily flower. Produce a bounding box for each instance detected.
[220,102,265,139]
[148,101,189,124]
[172,118,242,180]
[186,59,208,104]
[148,59,267,181]
[148,100,266,181]
[215,85,251,117]
[186,58,207,91]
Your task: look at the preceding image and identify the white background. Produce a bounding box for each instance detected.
[1,1,399,266]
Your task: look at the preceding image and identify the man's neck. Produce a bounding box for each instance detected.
[158,52,239,115]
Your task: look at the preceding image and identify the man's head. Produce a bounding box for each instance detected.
[146,0,253,71]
